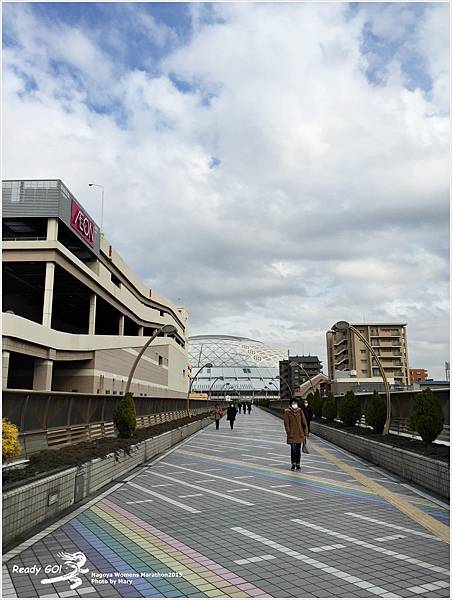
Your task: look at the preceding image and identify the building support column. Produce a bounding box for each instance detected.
[138,326,144,336]
[46,217,59,241]
[33,359,53,391]
[2,350,10,389]
[119,315,125,336]
[89,294,97,335]
[42,262,55,328]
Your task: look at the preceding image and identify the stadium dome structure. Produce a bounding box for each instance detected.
[188,335,287,400]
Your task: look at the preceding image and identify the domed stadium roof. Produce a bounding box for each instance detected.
[188,335,287,368]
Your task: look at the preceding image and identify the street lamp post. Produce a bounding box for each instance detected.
[125,324,177,395]
[290,361,316,396]
[276,375,293,402]
[332,320,391,435]
[188,362,213,417]
[88,183,105,237]
[208,376,224,401]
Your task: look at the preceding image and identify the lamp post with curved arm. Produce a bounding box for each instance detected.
[88,183,104,237]
[332,321,391,435]
[208,376,224,401]
[275,375,293,403]
[188,362,213,417]
[125,324,177,395]
[290,361,316,396]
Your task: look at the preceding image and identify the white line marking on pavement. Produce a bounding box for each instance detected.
[126,499,154,504]
[345,513,443,541]
[179,494,203,498]
[227,488,250,492]
[186,445,225,453]
[309,544,346,552]
[292,519,449,575]
[128,481,201,513]
[269,485,292,488]
[148,472,254,505]
[234,554,276,565]
[231,526,397,597]
[374,535,406,542]
[159,463,305,500]
[202,433,283,445]
[195,479,217,483]
[203,468,222,472]
[197,436,274,450]
[407,580,450,594]
[150,483,174,488]
[234,475,254,479]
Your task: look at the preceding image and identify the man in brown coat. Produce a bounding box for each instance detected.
[284,399,309,470]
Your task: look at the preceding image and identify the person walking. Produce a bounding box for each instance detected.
[301,397,314,433]
[226,402,238,430]
[211,404,224,430]
[247,402,252,414]
[284,399,309,471]
[238,402,242,414]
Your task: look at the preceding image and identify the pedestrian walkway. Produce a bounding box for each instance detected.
[2,408,450,598]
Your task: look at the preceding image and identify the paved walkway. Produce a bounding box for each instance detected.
[2,408,450,599]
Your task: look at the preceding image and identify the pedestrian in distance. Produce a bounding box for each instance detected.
[226,402,238,430]
[238,402,242,414]
[211,404,224,430]
[247,402,252,414]
[301,397,313,433]
[284,398,309,471]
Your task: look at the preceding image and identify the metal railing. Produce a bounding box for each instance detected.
[3,390,226,456]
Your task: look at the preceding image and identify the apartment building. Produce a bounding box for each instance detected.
[2,179,189,397]
[410,368,428,384]
[326,323,410,386]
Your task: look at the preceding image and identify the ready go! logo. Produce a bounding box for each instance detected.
[39,551,89,590]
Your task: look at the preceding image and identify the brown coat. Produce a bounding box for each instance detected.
[284,408,309,444]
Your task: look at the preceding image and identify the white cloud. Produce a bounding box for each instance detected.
[2,3,449,378]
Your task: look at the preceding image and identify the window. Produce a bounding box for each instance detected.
[158,355,163,366]
[111,273,121,288]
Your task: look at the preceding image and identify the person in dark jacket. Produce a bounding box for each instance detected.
[226,403,238,430]
[284,399,309,470]
[247,402,252,414]
[301,398,314,433]
[237,402,242,414]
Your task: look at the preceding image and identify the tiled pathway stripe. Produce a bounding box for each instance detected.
[2,408,450,598]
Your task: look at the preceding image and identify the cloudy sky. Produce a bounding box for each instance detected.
[3,1,450,377]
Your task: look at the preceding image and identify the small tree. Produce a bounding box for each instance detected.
[365,391,387,434]
[410,388,444,444]
[2,418,21,461]
[339,390,361,427]
[323,393,337,423]
[311,389,323,420]
[113,392,137,438]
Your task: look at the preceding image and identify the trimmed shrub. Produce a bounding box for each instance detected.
[2,418,21,461]
[323,393,337,422]
[338,390,361,427]
[365,391,387,434]
[410,388,444,444]
[113,392,137,438]
[311,389,323,420]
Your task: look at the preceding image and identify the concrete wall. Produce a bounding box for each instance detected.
[3,417,211,548]
[310,421,450,499]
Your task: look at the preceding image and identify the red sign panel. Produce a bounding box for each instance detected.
[70,199,95,247]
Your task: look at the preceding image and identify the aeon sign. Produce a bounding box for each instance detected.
[71,200,96,247]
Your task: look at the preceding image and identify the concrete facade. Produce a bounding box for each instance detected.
[326,323,410,386]
[2,179,189,398]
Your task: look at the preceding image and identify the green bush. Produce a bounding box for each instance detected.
[323,393,337,422]
[2,418,21,461]
[338,390,361,427]
[410,388,444,444]
[311,389,323,419]
[113,392,137,438]
[365,391,387,434]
